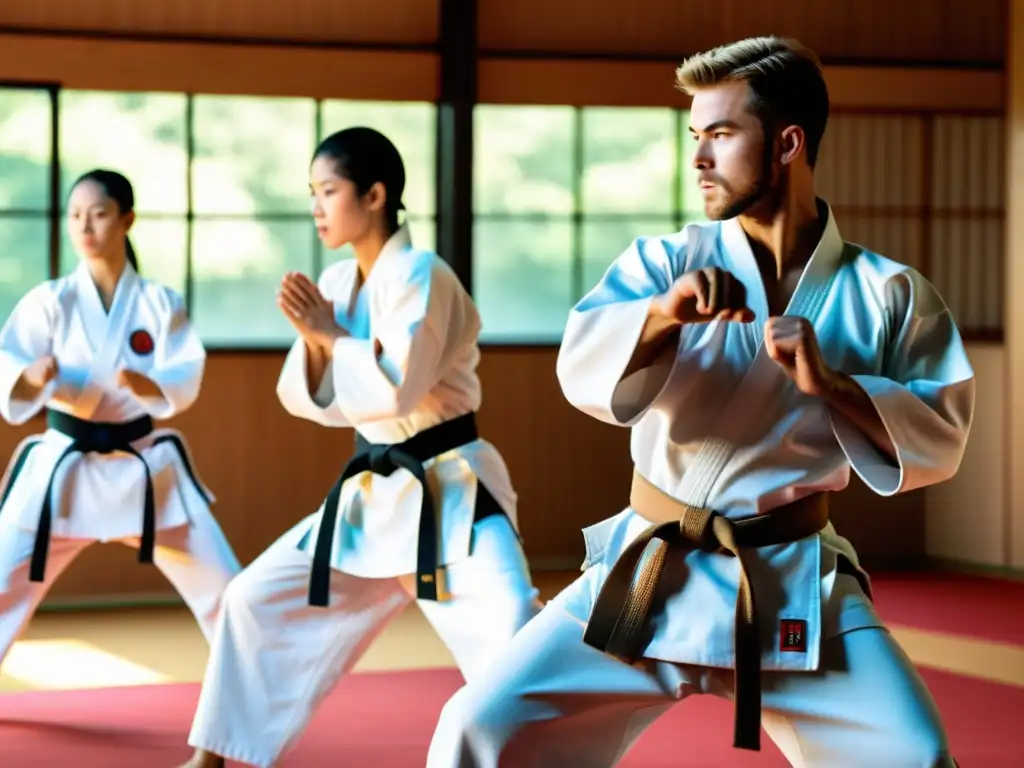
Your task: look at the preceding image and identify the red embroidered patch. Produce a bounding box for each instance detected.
[780,619,807,652]
[129,329,155,356]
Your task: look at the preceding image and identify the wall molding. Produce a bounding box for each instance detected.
[0,32,1005,112]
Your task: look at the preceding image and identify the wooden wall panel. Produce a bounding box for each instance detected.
[477,60,1005,111]
[0,351,926,607]
[0,34,438,102]
[1004,1,1024,570]
[0,0,438,45]
[815,113,1005,337]
[1,0,1002,64]
[0,34,1003,112]
[477,0,1005,64]
[930,116,1006,332]
[816,115,928,268]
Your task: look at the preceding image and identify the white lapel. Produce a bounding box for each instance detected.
[368,223,413,281]
[676,200,846,505]
[72,262,142,419]
[719,199,846,330]
[382,223,413,257]
[343,224,412,317]
[74,262,106,358]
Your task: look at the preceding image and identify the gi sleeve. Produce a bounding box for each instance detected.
[276,335,352,428]
[831,269,976,495]
[327,257,448,424]
[0,284,60,425]
[556,231,690,427]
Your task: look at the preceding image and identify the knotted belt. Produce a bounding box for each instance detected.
[0,409,210,584]
[583,470,829,752]
[306,412,479,608]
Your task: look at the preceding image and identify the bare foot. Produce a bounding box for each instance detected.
[176,749,225,768]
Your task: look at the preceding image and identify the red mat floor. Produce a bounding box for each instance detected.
[869,571,1024,645]
[0,665,1021,767]
[1,570,1021,765]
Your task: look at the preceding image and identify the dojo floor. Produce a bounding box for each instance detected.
[1,570,1022,694]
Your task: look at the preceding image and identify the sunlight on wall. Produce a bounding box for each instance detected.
[925,343,1009,568]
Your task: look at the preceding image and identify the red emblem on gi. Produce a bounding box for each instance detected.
[779,619,807,652]
[129,329,155,356]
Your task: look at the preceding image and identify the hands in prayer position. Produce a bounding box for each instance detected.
[276,271,345,352]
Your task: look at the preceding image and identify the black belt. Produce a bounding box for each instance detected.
[0,409,211,584]
[307,412,480,607]
[35,409,157,582]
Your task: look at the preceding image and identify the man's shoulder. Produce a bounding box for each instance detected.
[838,240,922,283]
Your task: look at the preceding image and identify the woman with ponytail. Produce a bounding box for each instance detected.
[179,128,541,768]
[0,169,242,678]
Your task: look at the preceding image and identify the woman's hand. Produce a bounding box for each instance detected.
[277,271,346,351]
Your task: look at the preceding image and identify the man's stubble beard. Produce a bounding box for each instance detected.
[705,132,777,222]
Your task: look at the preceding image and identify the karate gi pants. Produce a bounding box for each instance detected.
[426,573,956,768]
[186,513,541,768]
[0,509,242,660]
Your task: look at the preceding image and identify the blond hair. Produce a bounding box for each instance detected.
[676,37,829,166]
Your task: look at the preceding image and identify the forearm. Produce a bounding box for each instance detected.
[11,374,45,403]
[305,341,331,399]
[622,310,682,379]
[131,376,163,400]
[823,372,898,462]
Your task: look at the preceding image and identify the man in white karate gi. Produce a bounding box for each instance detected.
[426,35,973,768]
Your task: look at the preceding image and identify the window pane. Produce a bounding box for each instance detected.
[0,215,50,324]
[320,216,436,270]
[580,217,678,301]
[407,216,436,256]
[58,217,188,295]
[474,106,575,215]
[59,91,188,214]
[474,218,574,342]
[0,88,52,211]
[320,100,436,216]
[191,218,314,346]
[581,108,676,215]
[191,95,317,215]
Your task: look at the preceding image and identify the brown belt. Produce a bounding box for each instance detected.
[582,470,830,752]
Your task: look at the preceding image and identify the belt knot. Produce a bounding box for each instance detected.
[679,505,739,553]
[367,444,397,475]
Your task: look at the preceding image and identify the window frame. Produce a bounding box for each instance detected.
[473,105,692,345]
[0,85,440,350]
[0,83,1006,348]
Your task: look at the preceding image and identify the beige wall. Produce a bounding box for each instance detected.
[1005,2,1024,574]
[925,343,1010,567]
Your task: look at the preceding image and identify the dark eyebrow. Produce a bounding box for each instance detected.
[687,119,742,135]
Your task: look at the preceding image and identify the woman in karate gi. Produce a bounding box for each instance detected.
[0,169,242,666]
[178,127,540,768]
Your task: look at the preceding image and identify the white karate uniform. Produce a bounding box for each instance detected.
[0,262,242,656]
[427,202,973,767]
[186,225,540,768]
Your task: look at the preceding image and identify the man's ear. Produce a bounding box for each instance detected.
[779,125,805,166]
